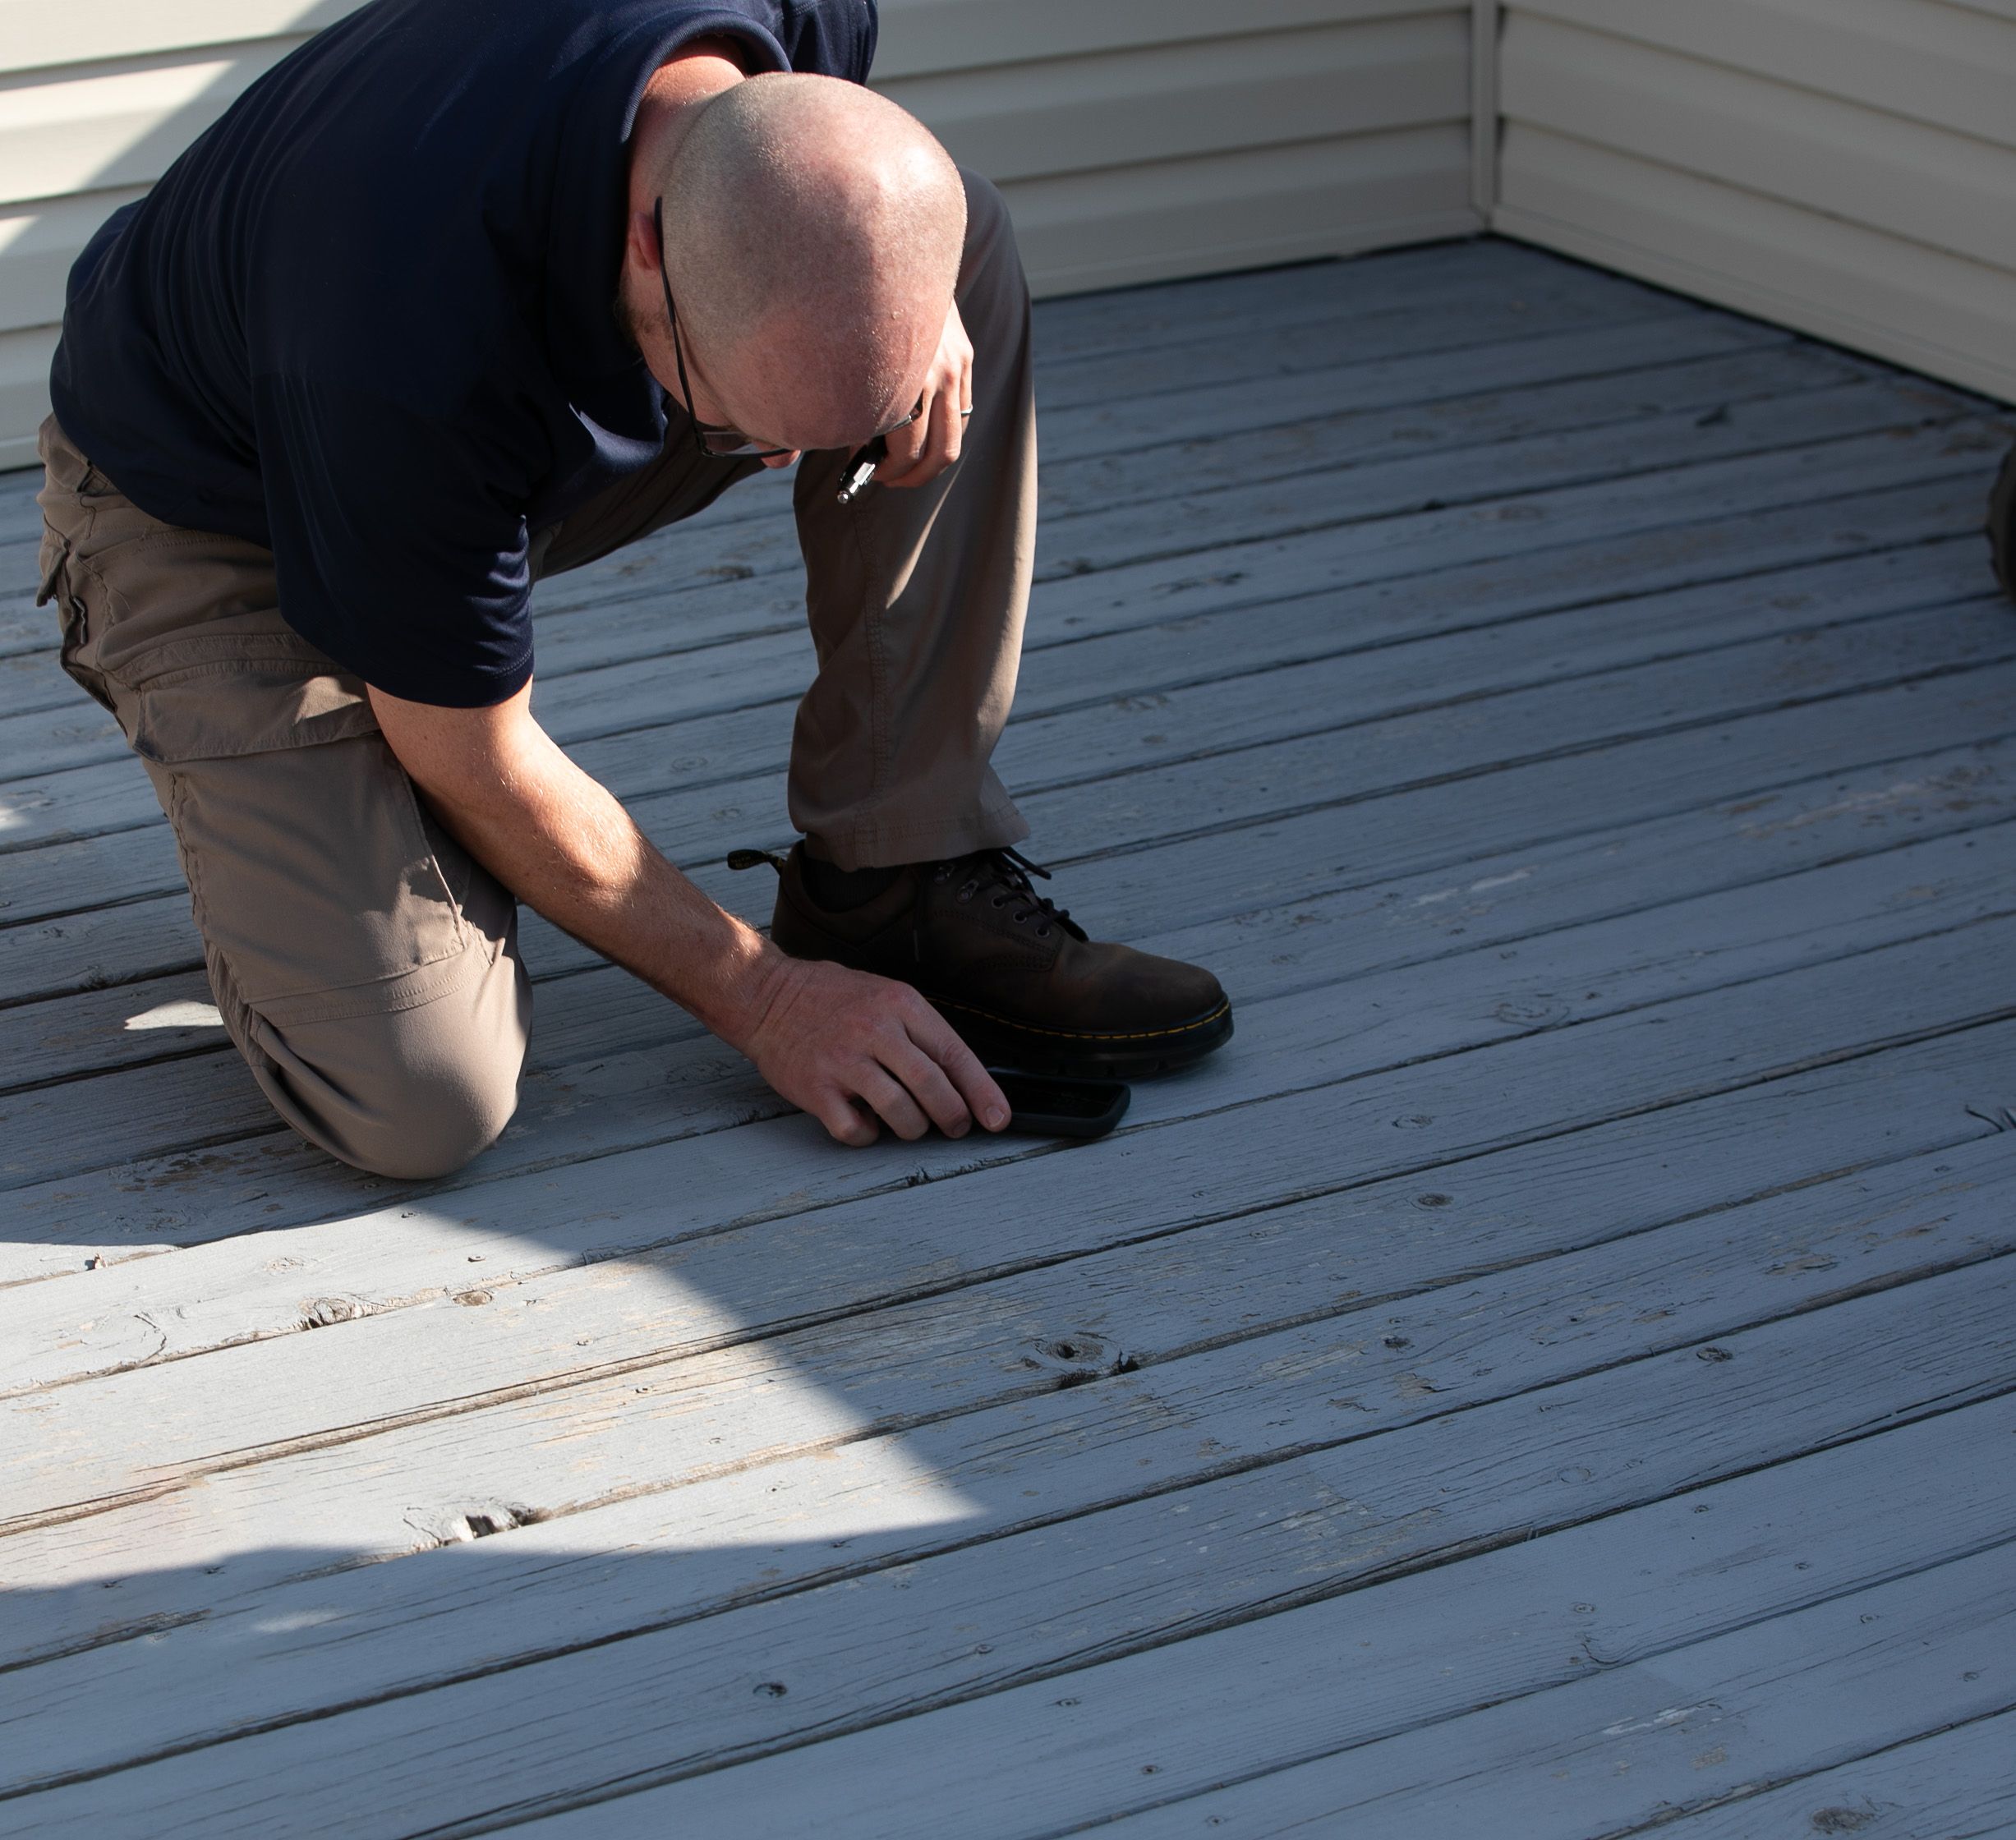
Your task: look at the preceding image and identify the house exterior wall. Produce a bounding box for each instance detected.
[13,1,2003,468]
[1489,0,2016,403]
[0,0,1480,466]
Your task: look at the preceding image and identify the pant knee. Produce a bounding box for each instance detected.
[240,951,532,1181]
[335,1057,522,1181]
[956,168,1025,300]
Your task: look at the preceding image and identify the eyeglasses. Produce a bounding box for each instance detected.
[653,196,923,465]
[655,200,790,459]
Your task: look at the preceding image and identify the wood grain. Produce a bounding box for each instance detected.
[12,1258,2015,1831]
[7,1034,2008,1658]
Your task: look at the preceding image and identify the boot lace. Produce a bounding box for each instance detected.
[923,847,1085,955]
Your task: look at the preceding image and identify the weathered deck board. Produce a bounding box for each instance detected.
[16,505,1994,928]
[7,603,2010,1199]
[8,697,2014,1295]
[4,487,1997,993]
[8,571,2008,1045]
[1634,1709,2016,1840]
[15,1260,2016,1833]
[5,521,2007,1002]
[0,367,1973,782]
[11,464,1986,881]
[8,1033,2009,1654]
[490,1405,2016,1840]
[12,793,2016,1390]
[0,299,1782,688]
[1,412,1991,864]
[3,238,2014,1837]
[9,1120,2014,1750]
[0,251,1701,681]
[7,642,2015,1266]
[1094,1546,2016,1839]
[1001,237,1673,367]
[9,703,2014,1198]
[12,906,2016,1581]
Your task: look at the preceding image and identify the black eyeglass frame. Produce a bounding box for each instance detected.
[652,196,924,465]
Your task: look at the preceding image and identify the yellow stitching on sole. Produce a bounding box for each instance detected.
[928,996,1232,1045]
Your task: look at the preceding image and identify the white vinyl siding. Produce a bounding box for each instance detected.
[0,0,1479,467]
[872,2,1477,297]
[0,5,352,467]
[9,0,2008,467]
[1489,0,2016,402]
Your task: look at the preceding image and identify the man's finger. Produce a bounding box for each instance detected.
[815,1091,880,1148]
[909,1003,1009,1130]
[930,378,963,469]
[855,1065,932,1142]
[881,375,964,489]
[877,379,935,480]
[880,401,929,477]
[883,1039,973,1138]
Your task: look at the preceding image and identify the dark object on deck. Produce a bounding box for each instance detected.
[987,1071,1130,1140]
[1991,440,2016,602]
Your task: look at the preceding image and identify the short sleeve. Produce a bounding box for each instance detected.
[769,0,877,83]
[251,372,545,707]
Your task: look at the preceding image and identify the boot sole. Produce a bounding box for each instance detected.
[929,996,1235,1079]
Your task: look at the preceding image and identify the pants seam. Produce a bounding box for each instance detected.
[846,490,895,812]
[251,939,491,1029]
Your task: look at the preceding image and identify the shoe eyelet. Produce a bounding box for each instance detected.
[1037,925,1052,937]
[990,895,1008,908]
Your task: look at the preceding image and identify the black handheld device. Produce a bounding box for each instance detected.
[990,1071,1130,1140]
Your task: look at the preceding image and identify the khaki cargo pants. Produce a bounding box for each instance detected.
[36,171,1034,1180]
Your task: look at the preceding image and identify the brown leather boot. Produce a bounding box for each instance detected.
[734,844,1233,1078]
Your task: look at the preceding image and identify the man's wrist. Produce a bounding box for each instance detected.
[684,922,790,1051]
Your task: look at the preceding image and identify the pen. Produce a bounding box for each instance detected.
[835,435,886,507]
[835,406,974,506]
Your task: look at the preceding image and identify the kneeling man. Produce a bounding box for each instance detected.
[38,0,1231,1179]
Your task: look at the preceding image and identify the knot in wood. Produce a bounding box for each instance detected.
[301,1295,362,1328]
[1021,1332,1135,1387]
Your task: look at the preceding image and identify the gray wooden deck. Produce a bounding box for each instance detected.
[2,237,2015,1838]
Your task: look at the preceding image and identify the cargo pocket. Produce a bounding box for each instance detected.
[35,421,481,1020]
[37,530,117,715]
[122,631,472,1019]
[127,633,474,1017]
[123,637,381,766]
[152,706,476,1022]
[37,427,130,716]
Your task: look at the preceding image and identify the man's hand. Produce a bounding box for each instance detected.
[875,297,973,490]
[737,953,1008,1145]
[366,681,1010,1148]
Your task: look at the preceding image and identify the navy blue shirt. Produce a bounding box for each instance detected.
[51,0,877,706]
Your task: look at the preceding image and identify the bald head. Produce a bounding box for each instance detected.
[645,74,965,450]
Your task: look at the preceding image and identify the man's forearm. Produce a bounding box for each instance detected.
[371,688,781,1044]
[366,678,1006,1147]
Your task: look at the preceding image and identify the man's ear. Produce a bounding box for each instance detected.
[627,206,661,278]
